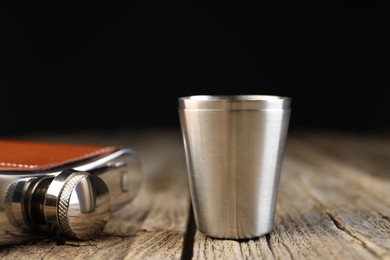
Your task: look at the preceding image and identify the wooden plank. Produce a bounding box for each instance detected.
[0,130,190,260]
[192,134,390,259]
[286,137,390,257]
[1,130,389,259]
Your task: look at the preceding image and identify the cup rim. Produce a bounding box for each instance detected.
[178,95,291,110]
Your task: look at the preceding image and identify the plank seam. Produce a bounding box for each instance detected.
[323,210,383,259]
[181,203,196,260]
[265,233,275,258]
[40,245,55,260]
[295,176,383,259]
[238,242,244,259]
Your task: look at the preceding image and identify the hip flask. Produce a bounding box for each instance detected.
[0,139,142,245]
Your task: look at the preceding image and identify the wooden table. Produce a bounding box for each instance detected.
[0,130,389,259]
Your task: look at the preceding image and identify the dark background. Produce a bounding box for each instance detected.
[1,2,389,134]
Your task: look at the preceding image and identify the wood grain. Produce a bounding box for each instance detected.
[0,130,389,259]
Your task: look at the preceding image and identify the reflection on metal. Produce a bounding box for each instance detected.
[0,149,142,245]
[179,95,291,239]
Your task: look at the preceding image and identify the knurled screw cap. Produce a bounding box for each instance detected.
[45,170,111,240]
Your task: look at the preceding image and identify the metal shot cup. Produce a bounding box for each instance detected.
[178,95,291,239]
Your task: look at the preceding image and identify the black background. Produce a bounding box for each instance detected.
[1,2,389,134]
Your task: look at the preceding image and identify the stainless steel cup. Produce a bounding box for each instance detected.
[178,95,291,239]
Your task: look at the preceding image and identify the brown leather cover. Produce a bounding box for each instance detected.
[0,140,115,172]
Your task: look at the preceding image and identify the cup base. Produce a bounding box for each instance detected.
[197,226,273,240]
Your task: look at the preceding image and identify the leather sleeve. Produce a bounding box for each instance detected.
[0,140,115,171]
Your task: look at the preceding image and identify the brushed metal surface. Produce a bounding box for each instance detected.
[179,95,291,239]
